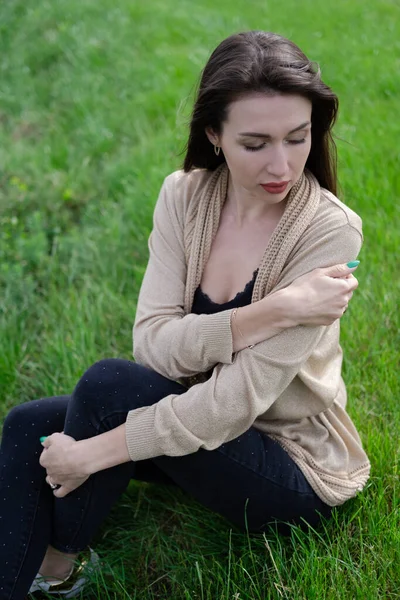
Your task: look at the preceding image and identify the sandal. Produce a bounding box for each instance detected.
[28,547,100,598]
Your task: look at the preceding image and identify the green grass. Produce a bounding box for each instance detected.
[1,0,399,598]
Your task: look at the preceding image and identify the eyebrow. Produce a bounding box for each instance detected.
[238,121,311,139]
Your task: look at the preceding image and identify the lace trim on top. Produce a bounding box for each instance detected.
[198,268,259,306]
[191,268,259,315]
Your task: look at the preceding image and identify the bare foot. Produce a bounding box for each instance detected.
[39,545,79,581]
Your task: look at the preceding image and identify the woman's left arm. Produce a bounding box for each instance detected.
[42,217,363,485]
[124,220,363,462]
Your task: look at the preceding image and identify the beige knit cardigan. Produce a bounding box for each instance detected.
[127,164,371,507]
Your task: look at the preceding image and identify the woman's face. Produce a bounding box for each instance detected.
[206,93,312,204]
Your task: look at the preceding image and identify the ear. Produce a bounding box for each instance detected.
[205,126,220,147]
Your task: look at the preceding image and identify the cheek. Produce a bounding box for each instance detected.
[293,144,311,171]
[239,154,263,178]
[225,148,256,175]
[304,138,312,159]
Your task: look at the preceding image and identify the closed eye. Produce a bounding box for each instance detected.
[287,138,306,145]
[244,144,265,152]
[244,138,306,152]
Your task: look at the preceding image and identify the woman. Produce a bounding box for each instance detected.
[0,31,370,599]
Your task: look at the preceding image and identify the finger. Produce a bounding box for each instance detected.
[41,435,54,449]
[348,277,359,291]
[53,486,69,498]
[39,451,48,468]
[344,275,358,292]
[45,475,59,485]
[324,262,360,279]
[46,475,61,490]
[53,481,83,498]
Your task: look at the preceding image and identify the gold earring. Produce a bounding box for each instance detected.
[214,145,221,156]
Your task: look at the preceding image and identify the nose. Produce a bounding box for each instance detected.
[266,144,289,179]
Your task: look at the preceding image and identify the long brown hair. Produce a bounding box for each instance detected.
[183,31,338,195]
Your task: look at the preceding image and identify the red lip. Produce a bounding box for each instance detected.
[261,181,289,194]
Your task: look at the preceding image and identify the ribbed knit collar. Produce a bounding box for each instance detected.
[184,163,320,314]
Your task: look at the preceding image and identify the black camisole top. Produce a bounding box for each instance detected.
[191,269,259,314]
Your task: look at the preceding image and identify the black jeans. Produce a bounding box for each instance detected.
[0,358,331,600]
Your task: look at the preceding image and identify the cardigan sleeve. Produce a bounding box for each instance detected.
[132,173,235,380]
[125,218,363,461]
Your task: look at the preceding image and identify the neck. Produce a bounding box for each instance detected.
[226,174,288,227]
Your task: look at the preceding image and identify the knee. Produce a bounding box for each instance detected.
[2,402,45,448]
[3,402,35,434]
[72,358,141,409]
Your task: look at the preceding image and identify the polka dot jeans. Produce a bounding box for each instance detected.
[0,358,331,599]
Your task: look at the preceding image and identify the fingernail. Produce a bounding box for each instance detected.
[39,436,47,443]
[347,261,360,268]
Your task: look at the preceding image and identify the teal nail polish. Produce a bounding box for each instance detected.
[347,260,360,268]
[40,436,47,443]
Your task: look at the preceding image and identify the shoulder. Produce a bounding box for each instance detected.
[315,187,363,239]
[155,168,214,227]
[162,168,213,205]
[276,188,364,290]
[296,186,363,253]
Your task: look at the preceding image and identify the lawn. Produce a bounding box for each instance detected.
[0,0,399,598]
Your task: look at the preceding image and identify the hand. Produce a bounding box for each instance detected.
[39,433,90,498]
[282,262,359,326]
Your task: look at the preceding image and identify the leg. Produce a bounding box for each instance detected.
[0,396,70,600]
[1,358,330,599]
[152,429,332,535]
[55,358,330,540]
[0,362,184,600]
[49,359,186,553]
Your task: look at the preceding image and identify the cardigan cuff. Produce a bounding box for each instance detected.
[196,309,235,365]
[125,401,203,461]
[125,406,161,461]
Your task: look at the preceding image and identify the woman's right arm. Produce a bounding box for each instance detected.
[232,263,359,352]
[134,172,359,378]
